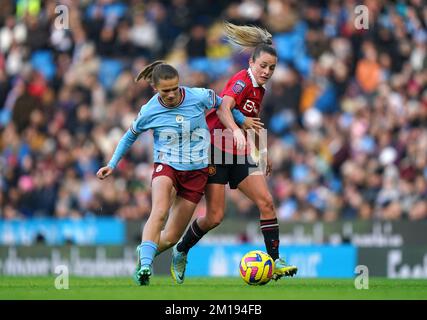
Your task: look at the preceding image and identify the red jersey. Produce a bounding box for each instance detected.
[206,68,265,155]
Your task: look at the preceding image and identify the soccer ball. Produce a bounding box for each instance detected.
[239,250,274,285]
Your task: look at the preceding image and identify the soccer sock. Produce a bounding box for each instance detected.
[176,219,207,254]
[139,240,158,267]
[260,218,280,261]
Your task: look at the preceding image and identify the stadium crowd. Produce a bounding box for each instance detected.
[0,0,426,222]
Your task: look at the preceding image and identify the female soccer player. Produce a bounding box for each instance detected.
[96,61,250,285]
[172,23,298,283]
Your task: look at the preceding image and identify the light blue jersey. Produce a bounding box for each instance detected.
[107,87,246,171]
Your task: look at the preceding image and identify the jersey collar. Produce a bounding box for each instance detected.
[247,68,266,89]
[158,87,186,109]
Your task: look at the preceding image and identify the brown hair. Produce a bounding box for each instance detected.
[135,60,179,85]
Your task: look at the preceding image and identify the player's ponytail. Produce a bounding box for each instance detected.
[223,22,277,61]
[224,22,272,47]
[135,60,164,83]
[135,60,178,85]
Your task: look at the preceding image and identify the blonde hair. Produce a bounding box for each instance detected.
[223,22,273,48]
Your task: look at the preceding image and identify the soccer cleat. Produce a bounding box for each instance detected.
[170,245,187,284]
[134,245,152,286]
[272,258,298,280]
[134,264,152,286]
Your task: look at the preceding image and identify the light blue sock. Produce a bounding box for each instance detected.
[139,241,158,267]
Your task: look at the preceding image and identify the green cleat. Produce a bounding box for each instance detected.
[170,245,187,284]
[134,245,152,286]
[134,264,152,286]
[273,258,298,280]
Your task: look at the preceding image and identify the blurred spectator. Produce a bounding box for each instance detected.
[356,40,382,94]
[186,24,207,58]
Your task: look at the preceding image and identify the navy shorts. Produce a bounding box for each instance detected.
[207,146,260,189]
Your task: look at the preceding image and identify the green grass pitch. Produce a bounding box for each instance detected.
[1,277,427,300]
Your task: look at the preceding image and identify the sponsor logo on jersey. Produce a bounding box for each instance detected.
[156,164,163,172]
[232,80,246,94]
[242,99,257,113]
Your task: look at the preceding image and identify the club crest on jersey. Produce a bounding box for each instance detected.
[232,80,246,94]
[208,165,216,176]
[176,115,184,123]
[156,164,163,172]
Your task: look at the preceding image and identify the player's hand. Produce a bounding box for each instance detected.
[233,128,246,150]
[96,166,113,180]
[242,117,264,131]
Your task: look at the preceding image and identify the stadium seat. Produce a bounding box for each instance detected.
[30,50,56,81]
[98,59,124,90]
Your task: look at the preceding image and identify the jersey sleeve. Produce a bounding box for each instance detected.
[107,129,138,169]
[221,76,248,106]
[108,107,150,169]
[231,108,246,126]
[130,106,151,134]
[196,87,222,110]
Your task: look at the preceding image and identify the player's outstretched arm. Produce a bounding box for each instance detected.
[96,129,139,180]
